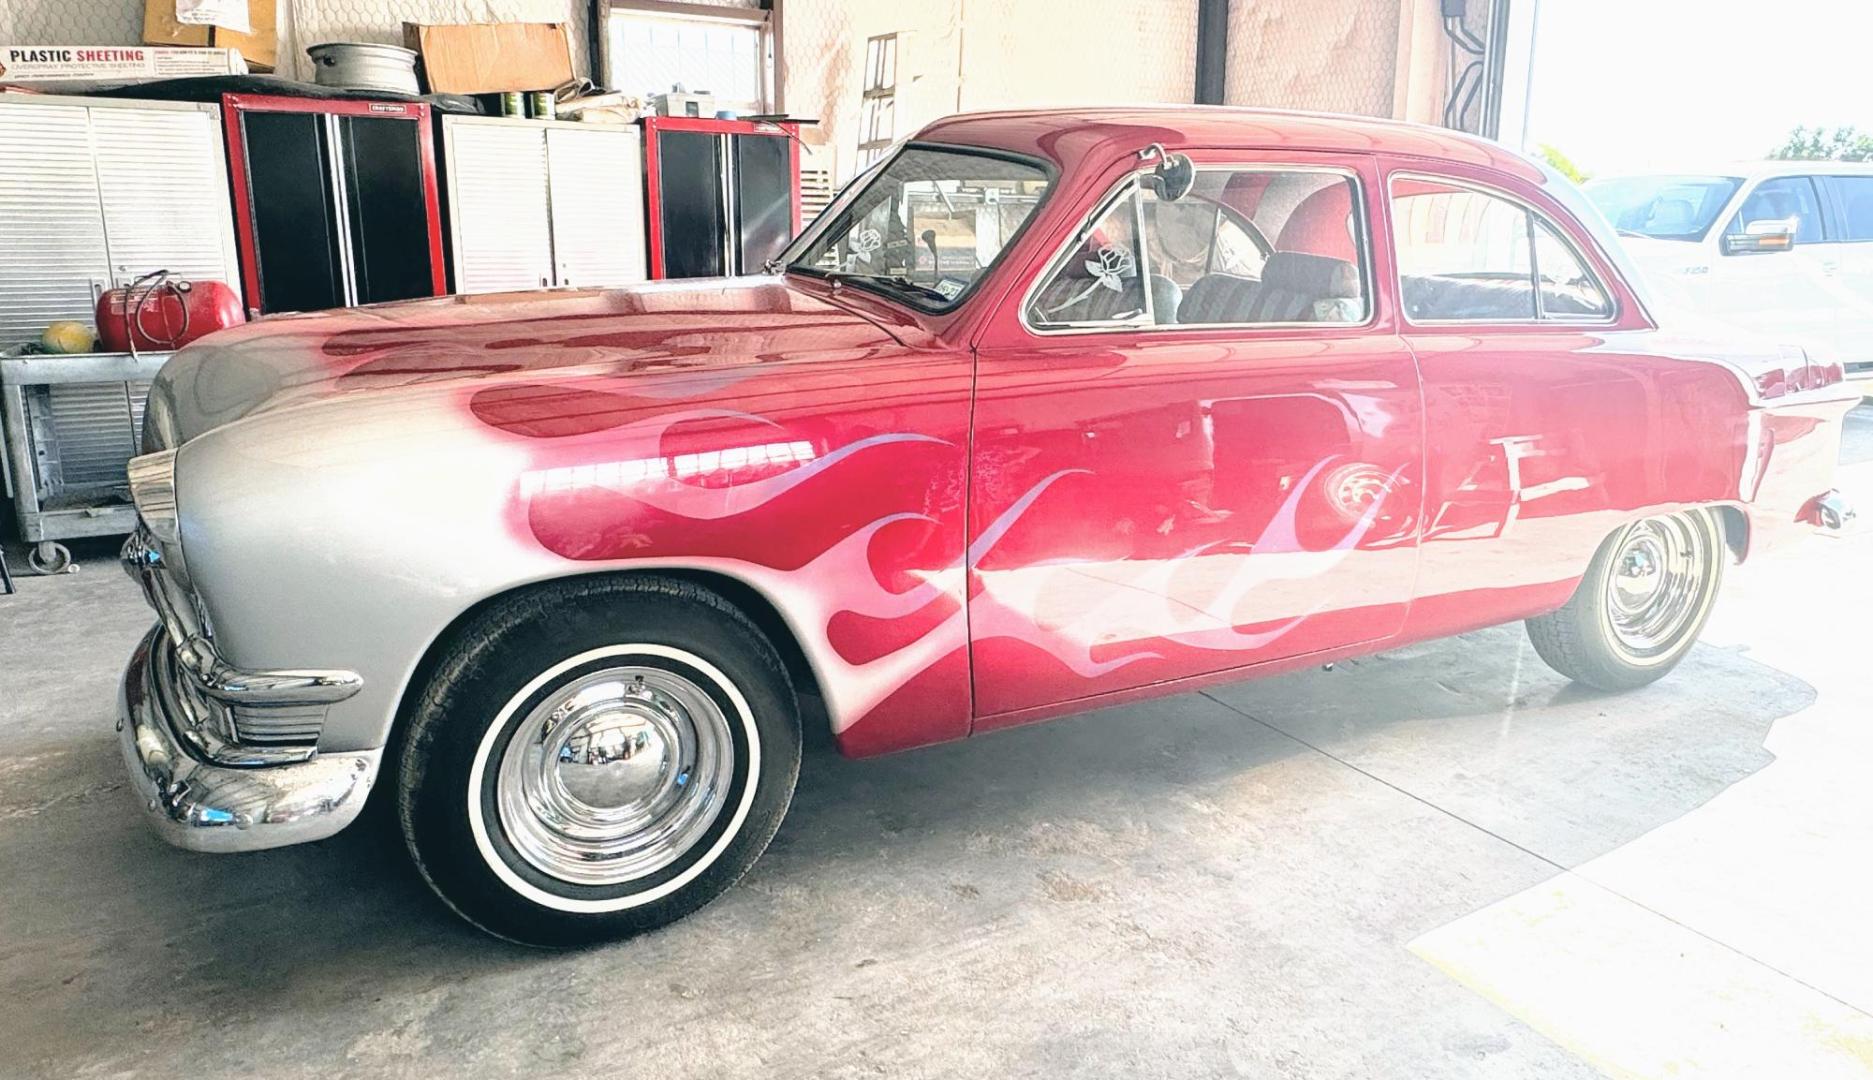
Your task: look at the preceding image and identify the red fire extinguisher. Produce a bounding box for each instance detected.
[96,271,245,354]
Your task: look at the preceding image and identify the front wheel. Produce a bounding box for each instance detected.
[1526,509,1726,691]
[397,577,801,947]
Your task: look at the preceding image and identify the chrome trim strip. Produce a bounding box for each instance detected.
[327,113,361,306]
[118,627,380,853]
[1019,162,1377,338]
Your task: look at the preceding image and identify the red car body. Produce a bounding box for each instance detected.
[146,108,1856,764]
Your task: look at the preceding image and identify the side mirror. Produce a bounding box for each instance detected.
[1723,218,1797,255]
[1138,143,1195,202]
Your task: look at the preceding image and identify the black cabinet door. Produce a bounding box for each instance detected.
[732,133,792,274]
[339,115,435,304]
[242,110,345,314]
[657,130,726,278]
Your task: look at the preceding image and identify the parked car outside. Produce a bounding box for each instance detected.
[116,108,1859,946]
[1585,162,1873,375]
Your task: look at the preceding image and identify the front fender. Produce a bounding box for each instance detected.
[176,353,976,757]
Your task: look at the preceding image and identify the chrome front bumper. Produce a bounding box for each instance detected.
[118,626,382,852]
[117,527,379,853]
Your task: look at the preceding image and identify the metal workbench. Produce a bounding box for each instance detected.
[1,351,169,573]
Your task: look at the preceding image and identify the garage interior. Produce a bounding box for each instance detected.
[3,0,1871,1077]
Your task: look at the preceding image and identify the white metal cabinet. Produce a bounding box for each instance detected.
[90,106,243,290]
[0,97,241,345]
[0,104,112,345]
[442,115,648,294]
[441,120,555,293]
[547,126,648,288]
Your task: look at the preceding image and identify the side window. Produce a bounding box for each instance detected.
[1826,176,1873,241]
[1534,219,1613,318]
[1727,177,1825,244]
[1391,177,1611,322]
[1027,167,1369,329]
[1393,181,1535,320]
[1142,194,1266,285]
[1026,182,1151,327]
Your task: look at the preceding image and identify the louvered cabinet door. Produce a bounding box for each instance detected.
[0,103,110,346]
[89,105,242,292]
[443,119,553,294]
[546,126,648,288]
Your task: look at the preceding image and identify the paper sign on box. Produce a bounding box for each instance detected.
[0,45,247,82]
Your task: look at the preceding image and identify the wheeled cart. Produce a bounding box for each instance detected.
[0,352,169,574]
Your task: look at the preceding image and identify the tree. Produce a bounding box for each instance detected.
[1536,143,1588,184]
[1770,125,1873,162]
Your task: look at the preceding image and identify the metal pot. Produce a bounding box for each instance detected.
[306,42,419,95]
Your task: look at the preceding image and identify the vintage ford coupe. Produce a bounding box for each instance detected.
[118,108,1857,945]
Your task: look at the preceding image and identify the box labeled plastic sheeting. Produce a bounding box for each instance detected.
[402,21,575,94]
[143,0,279,72]
[0,45,247,83]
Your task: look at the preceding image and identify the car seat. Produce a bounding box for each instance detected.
[1178,184,1363,324]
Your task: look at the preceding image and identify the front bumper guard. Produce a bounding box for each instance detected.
[123,530,362,744]
[118,627,381,852]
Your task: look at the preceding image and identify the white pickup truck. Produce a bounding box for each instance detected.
[1586,162,1873,376]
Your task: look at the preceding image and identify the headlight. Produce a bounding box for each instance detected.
[126,449,186,575]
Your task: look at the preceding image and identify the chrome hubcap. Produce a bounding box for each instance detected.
[496,666,733,886]
[1605,515,1712,661]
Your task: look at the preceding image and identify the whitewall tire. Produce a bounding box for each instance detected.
[397,576,801,946]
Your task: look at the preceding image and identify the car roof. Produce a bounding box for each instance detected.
[1591,160,1873,183]
[913,106,1545,181]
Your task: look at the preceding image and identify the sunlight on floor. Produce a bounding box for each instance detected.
[1410,460,1873,1079]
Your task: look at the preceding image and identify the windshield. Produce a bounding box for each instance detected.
[783,144,1053,311]
[1583,175,1743,242]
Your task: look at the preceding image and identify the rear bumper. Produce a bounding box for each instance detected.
[118,626,381,853]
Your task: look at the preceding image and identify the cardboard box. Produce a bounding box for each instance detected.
[0,45,247,83]
[402,22,575,94]
[144,0,278,72]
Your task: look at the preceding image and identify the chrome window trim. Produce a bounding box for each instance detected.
[1019,162,1378,338]
[1389,170,1620,329]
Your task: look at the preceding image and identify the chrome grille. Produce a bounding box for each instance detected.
[229,706,327,747]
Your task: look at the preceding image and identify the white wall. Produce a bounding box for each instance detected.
[1222,0,1459,127]
[4,0,1483,169]
[0,0,592,80]
[780,0,1200,184]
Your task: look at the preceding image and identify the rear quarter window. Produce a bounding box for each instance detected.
[1390,175,1612,323]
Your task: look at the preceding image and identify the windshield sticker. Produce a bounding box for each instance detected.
[845,227,883,270]
[1086,244,1135,291]
[934,277,965,300]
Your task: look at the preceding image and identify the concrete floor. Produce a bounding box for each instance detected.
[1,406,1869,1080]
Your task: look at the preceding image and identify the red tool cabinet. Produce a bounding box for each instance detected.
[222,94,446,316]
[641,116,801,279]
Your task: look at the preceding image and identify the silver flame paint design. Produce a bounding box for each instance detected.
[517,406,1401,731]
[968,454,1405,679]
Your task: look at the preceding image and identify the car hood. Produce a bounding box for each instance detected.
[142,277,918,450]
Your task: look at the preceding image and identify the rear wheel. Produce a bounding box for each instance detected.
[1526,509,1725,691]
[397,576,800,947]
